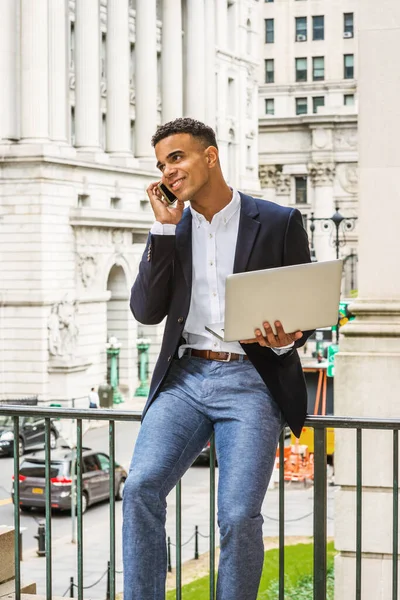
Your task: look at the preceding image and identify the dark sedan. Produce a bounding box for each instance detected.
[11,448,127,514]
[0,415,59,457]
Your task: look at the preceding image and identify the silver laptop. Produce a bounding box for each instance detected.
[205,259,343,342]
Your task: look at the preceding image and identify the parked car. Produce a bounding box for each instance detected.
[193,440,217,466]
[0,415,59,457]
[11,448,127,514]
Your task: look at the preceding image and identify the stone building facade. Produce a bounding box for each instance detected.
[0,0,261,401]
[258,0,358,296]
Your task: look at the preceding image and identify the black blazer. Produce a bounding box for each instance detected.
[130,193,314,437]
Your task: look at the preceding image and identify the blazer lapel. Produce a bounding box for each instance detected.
[175,207,192,288]
[233,193,261,274]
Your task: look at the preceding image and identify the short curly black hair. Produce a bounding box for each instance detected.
[151,117,218,149]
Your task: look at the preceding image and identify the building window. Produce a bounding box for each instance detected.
[295,177,307,204]
[265,59,274,83]
[295,97,308,115]
[130,43,135,86]
[70,106,75,146]
[344,13,354,37]
[313,56,325,81]
[295,57,307,82]
[70,22,75,70]
[344,94,355,106]
[130,120,135,153]
[265,98,275,115]
[228,77,235,116]
[313,96,325,113]
[295,17,307,42]
[312,16,325,41]
[101,33,107,80]
[246,19,252,54]
[344,54,354,79]
[265,0,274,3]
[101,113,106,149]
[265,19,274,43]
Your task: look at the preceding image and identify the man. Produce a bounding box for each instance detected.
[123,118,313,600]
[88,387,99,409]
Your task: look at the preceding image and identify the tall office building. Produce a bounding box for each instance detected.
[0,0,260,401]
[258,0,358,295]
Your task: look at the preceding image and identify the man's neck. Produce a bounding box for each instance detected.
[190,182,233,223]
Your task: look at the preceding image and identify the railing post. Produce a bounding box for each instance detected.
[313,427,327,600]
[209,435,216,600]
[167,536,172,573]
[194,525,199,560]
[69,576,74,598]
[13,417,21,600]
[278,431,285,600]
[176,480,182,599]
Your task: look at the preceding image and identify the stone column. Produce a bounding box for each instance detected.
[204,0,216,128]
[0,0,17,141]
[135,0,158,158]
[20,0,49,141]
[161,0,183,123]
[308,162,336,262]
[49,0,68,143]
[75,0,101,151]
[184,0,205,121]
[334,3,400,599]
[106,0,131,156]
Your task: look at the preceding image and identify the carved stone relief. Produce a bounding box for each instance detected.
[312,128,332,150]
[258,165,291,195]
[308,162,336,186]
[336,163,358,194]
[78,254,97,288]
[48,299,80,359]
[334,128,357,150]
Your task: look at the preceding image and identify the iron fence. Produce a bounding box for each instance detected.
[0,405,399,600]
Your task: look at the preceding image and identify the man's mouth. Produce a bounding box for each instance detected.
[170,178,185,191]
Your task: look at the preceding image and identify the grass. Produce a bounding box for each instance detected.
[166,541,336,600]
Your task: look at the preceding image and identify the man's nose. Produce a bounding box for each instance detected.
[163,164,177,179]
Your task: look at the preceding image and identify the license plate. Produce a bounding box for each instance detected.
[32,488,43,494]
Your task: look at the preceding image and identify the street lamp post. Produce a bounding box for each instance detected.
[309,206,357,261]
[308,206,358,343]
[106,336,124,405]
[134,335,151,397]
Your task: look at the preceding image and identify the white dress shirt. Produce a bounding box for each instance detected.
[150,189,293,356]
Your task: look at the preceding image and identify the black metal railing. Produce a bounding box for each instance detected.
[1,405,399,600]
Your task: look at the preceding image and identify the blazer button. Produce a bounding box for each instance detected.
[167,355,172,362]
[177,317,184,324]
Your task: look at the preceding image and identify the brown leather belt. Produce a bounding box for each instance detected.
[188,349,249,362]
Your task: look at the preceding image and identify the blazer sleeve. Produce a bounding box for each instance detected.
[130,233,176,325]
[283,208,314,349]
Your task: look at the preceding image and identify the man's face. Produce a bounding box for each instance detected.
[155,133,212,202]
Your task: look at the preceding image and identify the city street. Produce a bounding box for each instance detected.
[0,419,335,598]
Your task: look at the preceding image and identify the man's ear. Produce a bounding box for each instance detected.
[205,146,219,168]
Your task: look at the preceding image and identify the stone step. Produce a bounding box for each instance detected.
[0,528,14,585]
[0,581,36,598]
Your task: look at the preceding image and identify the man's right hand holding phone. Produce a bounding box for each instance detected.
[147,181,185,226]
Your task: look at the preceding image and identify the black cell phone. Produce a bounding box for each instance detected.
[157,182,177,206]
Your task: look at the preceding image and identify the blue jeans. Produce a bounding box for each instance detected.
[122,356,285,600]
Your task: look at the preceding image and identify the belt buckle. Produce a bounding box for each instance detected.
[217,352,231,362]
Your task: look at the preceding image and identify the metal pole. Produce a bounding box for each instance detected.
[194,525,199,560]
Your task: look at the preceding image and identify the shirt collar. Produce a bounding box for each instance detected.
[190,189,241,228]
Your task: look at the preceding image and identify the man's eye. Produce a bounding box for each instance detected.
[173,155,182,161]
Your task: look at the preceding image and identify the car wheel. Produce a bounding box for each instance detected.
[115,478,125,501]
[20,505,31,513]
[81,492,88,515]
[50,430,57,450]
[18,438,24,458]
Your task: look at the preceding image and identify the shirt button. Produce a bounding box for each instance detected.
[213,292,216,297]
[209,233,213,239]
[177,317,184,324]
[209,261,213,266]
[167,355,172,361]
